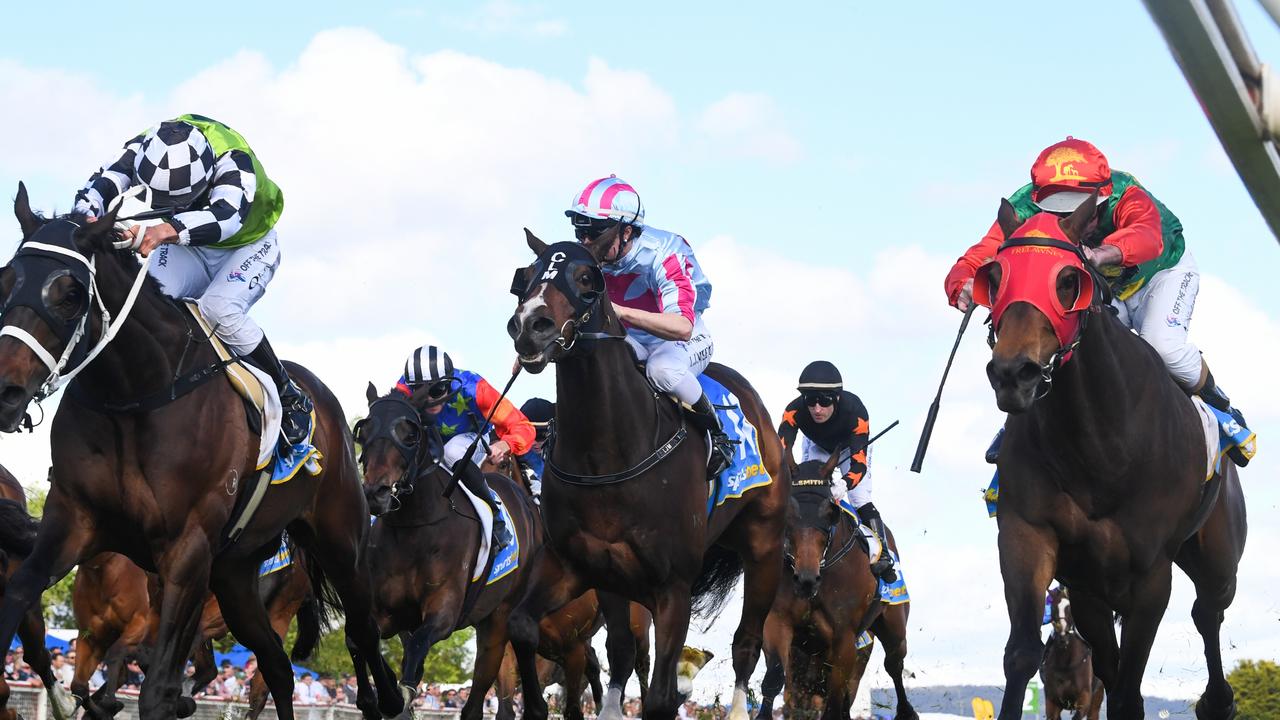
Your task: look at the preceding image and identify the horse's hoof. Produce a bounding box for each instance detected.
[1195,696,1237,720]
[175,697,197,718]
[895,709,921,720]
[46,685,76,720]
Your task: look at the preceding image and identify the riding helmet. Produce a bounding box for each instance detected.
[565,175,645,227]
[402,345,454,387]
[520,398,555,427]
[135,120,217,208]
[797,361,843,393]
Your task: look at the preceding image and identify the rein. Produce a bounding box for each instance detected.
[783,504,859,571]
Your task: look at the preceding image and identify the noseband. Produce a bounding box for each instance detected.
[511,241,623,355]
[355,393,443,505]
[783,487,858,572]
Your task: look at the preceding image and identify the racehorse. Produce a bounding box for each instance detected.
[975,197,1248,719]
[480,452,653,717]
[358,385,587,720]
[70,550,317,720]
[507,232,789,720]
[0,188,401,720]
[754,456,916,720]
[0,465,72,720]
[1039,586,1102,720]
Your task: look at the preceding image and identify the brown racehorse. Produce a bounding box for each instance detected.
[480,453,653,718]
[0,190,401,720]
[507,233,788,720]
[977,197,1248,720]
[0,466,73,720]
[357,385,576,720]
[70,550,317,720]
[754,457,916,720]
[1040,586,1102,720]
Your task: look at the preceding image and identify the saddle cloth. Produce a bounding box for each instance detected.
[1192,396,1257,479]
[837,499,910,605]
[699,374,772,514]
[259,533,293,577]
[184,302,281,470]
[456,483,520,586]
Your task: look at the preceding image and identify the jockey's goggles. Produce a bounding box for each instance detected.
[805,394,836,408]
[572,219,616,243]
[423,379,453,403]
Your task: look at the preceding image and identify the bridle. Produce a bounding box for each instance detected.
[783,482,859,573]
[509,241,624,357]
[354,393,444,511]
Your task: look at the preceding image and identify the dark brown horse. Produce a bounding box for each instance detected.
[506,233,788,720]
[70,550,317,720]
[1039,586,1102,720]
[755,457,915,720]
[0,466,73,720]
[0,189,401,720]
[358,385,590,720]
[976,197,1248,719]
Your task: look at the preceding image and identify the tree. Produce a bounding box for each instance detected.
[24,488,76,628]
[1228,659,1280,720]
[288,618,474,684]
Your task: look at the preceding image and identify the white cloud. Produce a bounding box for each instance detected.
[698,92,803,164]
[448,0,568,38]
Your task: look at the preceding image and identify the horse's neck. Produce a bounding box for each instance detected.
[553,339,669,470]
[391,470,458,526]
[76,252,208,402]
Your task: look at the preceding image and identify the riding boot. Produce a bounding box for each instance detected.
[689,393,735,478]
[984,427,1004,464]
[1191,360,1251,466]
[855,503,898,584]
[246,336,314,446]
[457,460,514,551]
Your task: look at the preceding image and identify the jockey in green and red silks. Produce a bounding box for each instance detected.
[944,137,1250,466]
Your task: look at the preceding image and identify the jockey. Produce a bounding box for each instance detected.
[394,345,540,550]
[518,397,553,499]
[777,361,896,582]
[944,137,1251,465]
[72,114,312,446]
[566,175,733,477]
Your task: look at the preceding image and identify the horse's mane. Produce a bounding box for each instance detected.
[27,210,173,306]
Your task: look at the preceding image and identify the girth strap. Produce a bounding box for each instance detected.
[546,425,688,486]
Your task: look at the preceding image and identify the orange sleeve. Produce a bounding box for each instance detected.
[474,379,536,455]
[1103,187,1163,267]
[944,220,1006,305]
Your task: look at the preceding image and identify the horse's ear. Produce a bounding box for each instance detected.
[14,182,39,239]
[524,228,549,256]
[74,205,120,250]
[1059,191,1098,244]
[366,381,378,405]
[996,198,1021,240]
[783,442,798,475]
[820,445,843,482]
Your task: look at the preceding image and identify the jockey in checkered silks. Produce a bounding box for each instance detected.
[73,114,313,446]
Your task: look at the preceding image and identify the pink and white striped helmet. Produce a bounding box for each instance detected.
[565,175,645,226]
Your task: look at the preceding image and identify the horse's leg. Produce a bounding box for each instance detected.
[584,644,605,710]
[71,626,117,720]
[557,637,589,720]
[820,630,856,720]
[994,520,1056,720]
[1108,565,1173,719]
[188,641,218,703]
[598,591,636,720]
[757,613,790,720]
[633,603,653,707]
[89,643,128,718]
[137,536,214,720]
[728,543,783,720]
[643,585,693,720]
[245,665,270,720]
[208,566,296,720]
[1064,589,1117,700]
[871,609,918,720]
[344,636,379,720]
[459,613,512,720]
[508,552,586,720]
[494,646,518,720]
[395,616,452,719]
[1043,699,1063,719]
[1087,678,1104,720]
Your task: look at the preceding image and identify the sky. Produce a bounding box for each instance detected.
[2,0,1280,709]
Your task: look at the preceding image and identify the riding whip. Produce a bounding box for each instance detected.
[910,304,976,473]
[832,419,899,468]
[444,364,523,497]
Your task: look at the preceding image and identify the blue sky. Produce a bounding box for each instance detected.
[2,0,1279,707]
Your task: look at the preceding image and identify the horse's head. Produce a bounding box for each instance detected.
[1048,585,1073,639]
[354,382,442,515]
[974,196,1099,413]
[784,451,844,598]
[0,183,121,431]
[507,229,622,373]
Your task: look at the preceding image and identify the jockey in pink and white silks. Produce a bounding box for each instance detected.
[566,175,733,476]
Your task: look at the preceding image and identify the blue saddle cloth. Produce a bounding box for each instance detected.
[700,375,772,515]
[1205,404,1257,474]
[855,631,873,650]
[984,471,1000,518]
[477,488,520,586]
[268,410,322,486]
[835,500,910,605]
[259,534,293,577]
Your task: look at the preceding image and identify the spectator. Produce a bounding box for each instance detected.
[50,653,73,689]
[677,699,695,720]
[294,672,316,704]
[341,673,359,704]
[442,689,459,708]
[419,683,441,710]
[123,659,145,689]
[316,673,337,703]
[220,666,242,698]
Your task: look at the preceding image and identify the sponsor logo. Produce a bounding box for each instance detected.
[1044,147,1088,182]
[227,271,246,283]
[540,251,566,281]
[239,240,275,272]
[156,246,169,268]
[1166,314,1182,328]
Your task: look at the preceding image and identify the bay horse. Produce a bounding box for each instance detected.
[0,188,401,720]
[755,456,916,720]
[1040,586,1102,720]
[70,550,317,720]
[358,385,602,720]
[974,196,1248,719]
[0,465,73,720]
[506,232,788,720]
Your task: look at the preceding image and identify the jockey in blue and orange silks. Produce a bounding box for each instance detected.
[565,175,734,477]
[393,345,541,550]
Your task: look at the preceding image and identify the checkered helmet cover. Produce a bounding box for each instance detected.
[134,121,216,206]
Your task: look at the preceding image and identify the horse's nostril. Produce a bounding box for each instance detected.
[507,316,520,339]
[0,385,27,408]
[531,316,555,335]
[1015,361,1042,383]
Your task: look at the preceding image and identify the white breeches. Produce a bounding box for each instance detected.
[1111,250,1202,388]
[800,436,873,508]
[443,432,486,469]
[625,316,714,404]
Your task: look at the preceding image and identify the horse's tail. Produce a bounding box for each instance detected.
[300,546,343,639]
[0,499,38,557]
[290,594,324,662]
[690,544,743,620]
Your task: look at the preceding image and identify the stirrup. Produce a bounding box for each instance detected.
[708,433,734,477]
[871,558,898,584]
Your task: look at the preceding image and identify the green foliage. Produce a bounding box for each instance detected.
[1228,659,1280,720]
[23,488,76,628]
[286,617,474,684]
